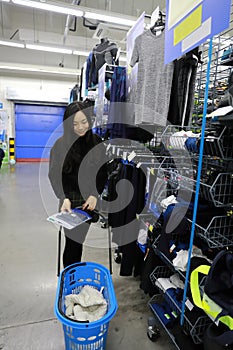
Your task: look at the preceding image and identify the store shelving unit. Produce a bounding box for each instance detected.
[144,7,233,346]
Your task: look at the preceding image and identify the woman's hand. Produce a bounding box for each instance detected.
[82,195,97,211]
[61,198,72,212]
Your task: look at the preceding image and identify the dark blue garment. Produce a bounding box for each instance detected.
[86,52,97,89]
[150,300,177,328]
[166,288,183,309]
[109,66,127,103]
[107,66,128,139]
[185,137,199,153]
[69,84,80,103]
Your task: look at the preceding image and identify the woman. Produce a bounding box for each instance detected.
[48,100,107,267]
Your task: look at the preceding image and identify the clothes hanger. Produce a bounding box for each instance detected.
[150,11,165,35]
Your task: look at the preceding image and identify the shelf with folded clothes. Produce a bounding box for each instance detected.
[149,266,212,345]
[157,165,233,208]
[152,243,186,281]
[161,125,233,160]
[220,58,233,66]
[148,294,180,349]
[189,215,233,249]
[150,189,232,249]
[220,45,233,66]
[150,265,184,315]
[211,111,233,126]
[148,293,211,347]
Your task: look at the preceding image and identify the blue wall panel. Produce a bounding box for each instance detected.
[15,104,65,160]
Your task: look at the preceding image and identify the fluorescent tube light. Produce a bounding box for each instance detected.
[72,50,89,56]
[0,39,24,48]
[0,62,80,76]
[12,0,83,17]
[84,11,136,27]
[1,0,10,2]
[26,43,72,54]
[9,1,137,27]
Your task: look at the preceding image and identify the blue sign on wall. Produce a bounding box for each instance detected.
[0,103,3,109]
[165,0,231,64]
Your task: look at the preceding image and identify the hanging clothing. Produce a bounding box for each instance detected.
[108,161,147,276]
[130,30,174,126]
[85,52,96,90]
[107,66,128,139]
[167,48,199,127]
[69,84,80,103]
[88,39,118,87]
[109,66,127,103]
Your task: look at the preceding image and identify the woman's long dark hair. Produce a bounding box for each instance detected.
[62,100,98,173]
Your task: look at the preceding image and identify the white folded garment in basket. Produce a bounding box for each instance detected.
[65,285,107,322]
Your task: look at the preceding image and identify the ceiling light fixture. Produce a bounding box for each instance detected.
[0,39,91,57]
[72,50,89,56]
[0,62,80,76]
[11,0,83,17]
[8,0,136,27]
[84,11,136,27]
[0,39,24,48]
[26,43,72,54]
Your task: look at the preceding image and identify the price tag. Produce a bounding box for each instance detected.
[169,244,176,252]
[122,152,127,160]
[127,151,136,162]
[185,298,194,311]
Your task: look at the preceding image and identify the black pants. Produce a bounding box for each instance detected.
[59,196,90,268]
[63,221,90,268]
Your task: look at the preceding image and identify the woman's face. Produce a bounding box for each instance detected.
[73,110,89,136]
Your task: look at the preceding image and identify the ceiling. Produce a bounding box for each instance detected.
[0,0,166,80]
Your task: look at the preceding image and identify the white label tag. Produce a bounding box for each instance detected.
[122,152,127,161]
[169,244,176,252]
[185,299,194,311]
[136,162,142,168]
[127,151,136,162]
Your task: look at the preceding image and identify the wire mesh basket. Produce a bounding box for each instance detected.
[150,265,173,284]
[148,294,211,344]
[192,215,233,248]
[152,243,187,280]
[174,172,233,207]
[161,125,233,159]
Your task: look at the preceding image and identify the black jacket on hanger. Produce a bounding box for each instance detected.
[88,38,118,86]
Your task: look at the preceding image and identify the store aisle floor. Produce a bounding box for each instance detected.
[0,162,174,350]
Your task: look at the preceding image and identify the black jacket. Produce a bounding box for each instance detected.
[48,131,108,205]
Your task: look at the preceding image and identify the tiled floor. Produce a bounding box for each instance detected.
[0,162,174,350]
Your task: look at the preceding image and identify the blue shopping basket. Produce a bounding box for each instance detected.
[55,262,118,350]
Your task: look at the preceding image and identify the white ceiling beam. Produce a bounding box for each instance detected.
[17,28,100,49]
